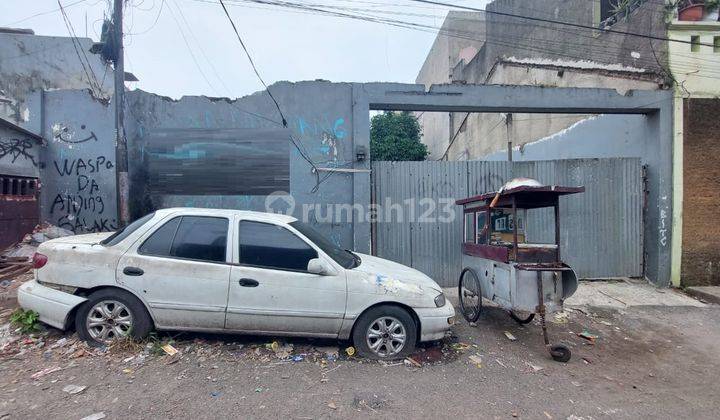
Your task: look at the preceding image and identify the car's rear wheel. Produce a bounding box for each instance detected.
[75,288,153,346]
[353,305,417,360]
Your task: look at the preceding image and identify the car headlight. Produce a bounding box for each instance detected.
[434,293,446,307]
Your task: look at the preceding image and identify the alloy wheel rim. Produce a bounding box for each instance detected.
[366,316,407,357]
[86,300,133,342]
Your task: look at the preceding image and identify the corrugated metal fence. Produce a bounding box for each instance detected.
[371,158,644,286]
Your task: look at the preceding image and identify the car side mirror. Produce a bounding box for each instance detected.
[307,258,333,275]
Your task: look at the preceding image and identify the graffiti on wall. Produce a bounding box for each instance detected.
[52,123,98,144]
[49,152,117,232]
[296,116,347,163]
[0,138,37,166]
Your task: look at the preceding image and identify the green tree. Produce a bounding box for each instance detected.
[370,111,428,161]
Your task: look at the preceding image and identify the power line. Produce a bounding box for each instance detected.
[218,0,333,193]
[127,0,165,35]
[173,1,234,93]
[165,2,223,95]
[408,0,716,47]
[4,0,88,26]
[57,0,104,95]
[218,0,287,126]
[217,0,720,80]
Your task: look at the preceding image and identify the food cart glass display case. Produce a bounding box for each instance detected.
[456,178,585,362]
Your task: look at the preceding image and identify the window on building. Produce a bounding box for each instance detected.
[714,36,720,53]
[239,221,318,271]
[0,176,37,197]
[691,35,701,52]
[600,0,616,23]
[598,0,648,27]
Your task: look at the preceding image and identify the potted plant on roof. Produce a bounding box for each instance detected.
[706,0,720,20]
[677,0,705,21]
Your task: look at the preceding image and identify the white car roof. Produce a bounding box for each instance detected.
[154,207,298,224]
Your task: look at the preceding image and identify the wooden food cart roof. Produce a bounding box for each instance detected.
[456,185,585,208]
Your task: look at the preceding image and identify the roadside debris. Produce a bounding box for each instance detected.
[0,256,32,280]
[30,366,62,380]
[327,401,338,410]
[161,343,179,356]
[468,354,483,368]
[1,223,73,262]
[404,357,422,368]
[553,311,569,324]
[62,384,87,395]
[504,331,517,341]
[79,413,106,420]
[450,342,471,351]
[577,330,599,343]
[525,361,544,372]
[345,346,356,356]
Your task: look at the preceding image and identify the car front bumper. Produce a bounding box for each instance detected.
[416,299,456,342]
[17,280,87,330]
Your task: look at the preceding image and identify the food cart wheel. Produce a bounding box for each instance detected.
[458,267,482,323]
[509,311,535,325]
[549,344,571,363]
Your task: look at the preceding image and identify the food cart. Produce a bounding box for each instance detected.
[456,178,584,362]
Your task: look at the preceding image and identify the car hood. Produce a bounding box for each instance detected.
[351,253,443,295]
[45,232,114,245]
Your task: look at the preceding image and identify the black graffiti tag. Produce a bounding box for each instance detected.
[50,155,115,233]
[0,138,36,166]
[53,156,113,176]
[53,124,98,144]
[56,215,117,233]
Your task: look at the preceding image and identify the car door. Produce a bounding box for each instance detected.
[117,214,232,330]
[225,218,346,337]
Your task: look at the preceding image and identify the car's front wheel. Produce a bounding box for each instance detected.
[353,305,417,360]
[75,288,153,346]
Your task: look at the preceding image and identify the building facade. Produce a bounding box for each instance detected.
[416,0,720,287]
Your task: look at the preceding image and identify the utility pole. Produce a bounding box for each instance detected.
[113,0,130,227]
[505,113,513,162]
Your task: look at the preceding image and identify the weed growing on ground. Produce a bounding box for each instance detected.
[9,308,40,334]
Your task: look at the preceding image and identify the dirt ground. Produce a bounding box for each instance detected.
[1,291,719,420]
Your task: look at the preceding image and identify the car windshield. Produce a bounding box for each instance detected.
[101,212,155,246]
[289,221,359,269]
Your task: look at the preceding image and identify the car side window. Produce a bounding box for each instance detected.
[171,216,228,262]
[138,216,228,263]
[239,221,318,271]
[138,217,181,256]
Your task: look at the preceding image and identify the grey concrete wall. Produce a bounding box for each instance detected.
[0,33,113,132]
[479,0,668,79]
[444,63,661,160]
[0,125,40,178]
[415,11,486,160]
[126,82,363,251]
[40,89,117,232]
[482,114,649,161]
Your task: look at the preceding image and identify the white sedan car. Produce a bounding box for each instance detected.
[19,208,454,359]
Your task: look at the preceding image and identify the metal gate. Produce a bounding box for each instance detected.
[0,175,39,249]
[371,158,644,286]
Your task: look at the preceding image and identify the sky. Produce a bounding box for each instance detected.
[1,0,490,99]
